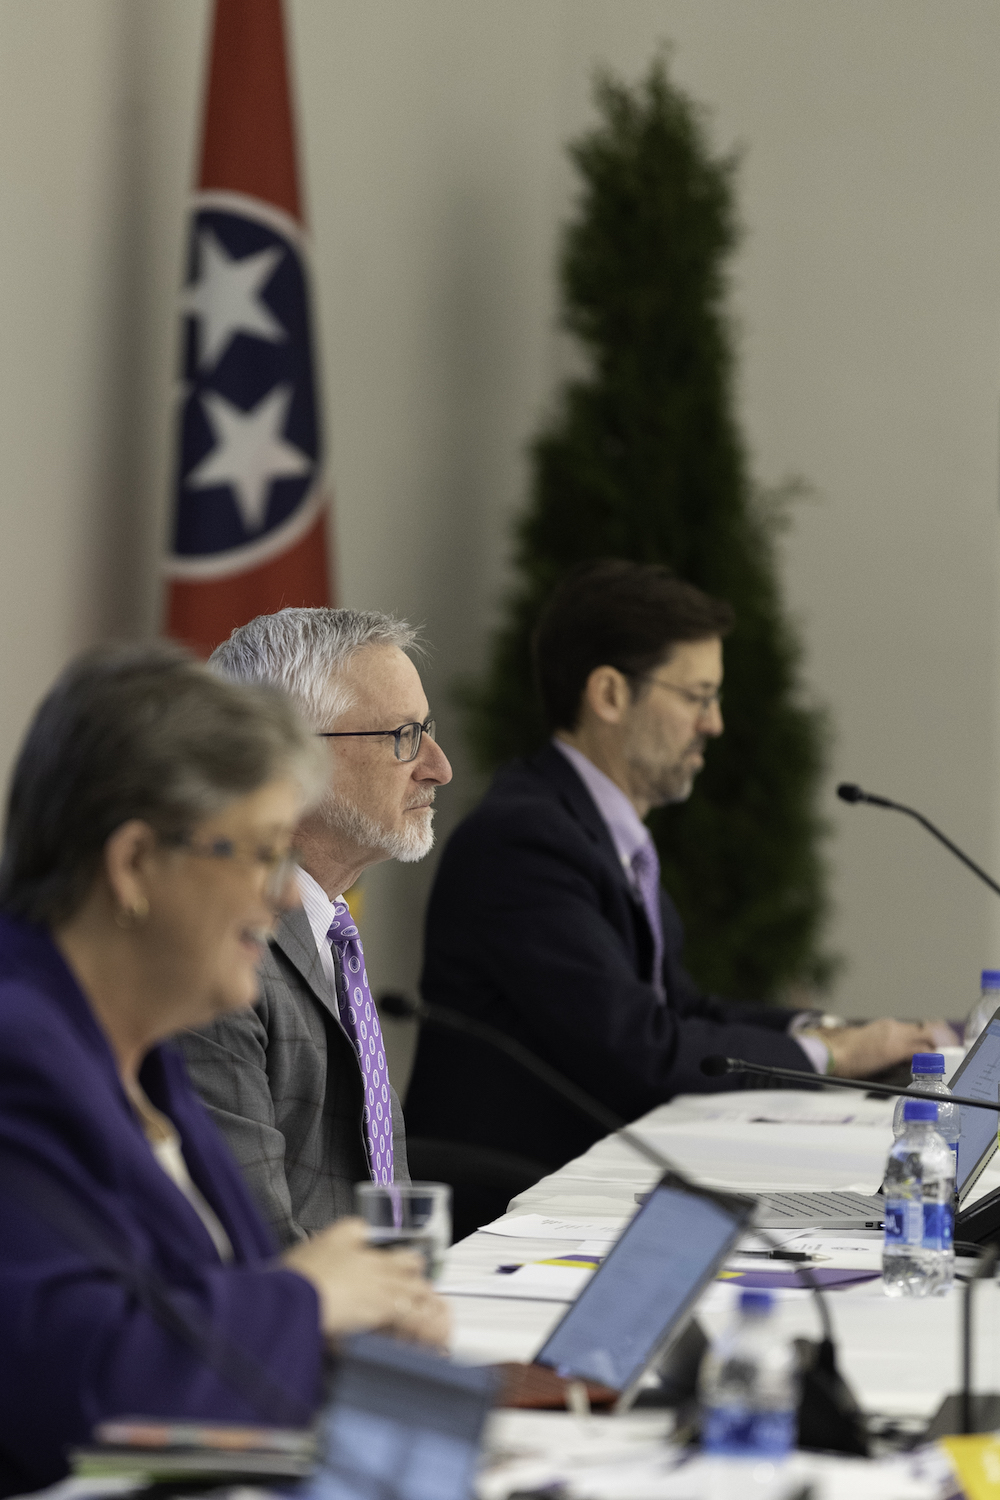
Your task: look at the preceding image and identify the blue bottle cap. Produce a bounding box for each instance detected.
[911,1053,945,1074]
[903,1099,938,1123]
[982,971,1000,988]
[740,1289,773,1314]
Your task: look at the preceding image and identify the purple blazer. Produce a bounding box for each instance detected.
[0,914,324,1497]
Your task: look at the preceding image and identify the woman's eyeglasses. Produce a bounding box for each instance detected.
[166,835,300,900]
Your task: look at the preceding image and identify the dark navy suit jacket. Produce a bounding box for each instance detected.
[406,745,811,1167]
[0,915,323,1497]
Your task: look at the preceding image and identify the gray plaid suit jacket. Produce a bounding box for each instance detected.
[178,905,409,1248]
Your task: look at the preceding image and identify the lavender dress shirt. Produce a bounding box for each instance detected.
[551,739,825,1074]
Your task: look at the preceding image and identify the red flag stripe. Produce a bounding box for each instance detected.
[198,0,302,223]
[165,0,332,654]
[167,513,331,659]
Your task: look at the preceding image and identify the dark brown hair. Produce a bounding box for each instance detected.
[532,560,734,733]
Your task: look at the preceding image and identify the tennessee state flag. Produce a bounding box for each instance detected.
[164,0,331,656]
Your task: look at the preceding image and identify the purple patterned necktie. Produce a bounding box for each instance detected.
[327,902,394,1184]
[631,837,665,1001]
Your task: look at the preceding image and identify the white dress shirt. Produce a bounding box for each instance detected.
[295,866,344,1008]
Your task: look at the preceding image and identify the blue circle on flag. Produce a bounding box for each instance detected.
[172,206,319,558]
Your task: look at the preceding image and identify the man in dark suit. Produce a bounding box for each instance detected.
[180,607,452,1246]
[405,561,944,1169]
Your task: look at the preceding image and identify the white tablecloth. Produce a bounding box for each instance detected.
[439,1088,1000,1497]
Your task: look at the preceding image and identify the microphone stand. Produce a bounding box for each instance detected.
[836,781,1000,1430]
[836,782,1000,899]
[705,1056,1000,1117]
[926,1245,1000,1437]
[386,995,869,1454]
[706,1056,1000,1436]
[387,995,669,1173]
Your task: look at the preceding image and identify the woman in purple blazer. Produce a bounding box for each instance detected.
[0,643,445,1497]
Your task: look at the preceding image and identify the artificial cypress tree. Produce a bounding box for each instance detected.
[465,58,831,1002]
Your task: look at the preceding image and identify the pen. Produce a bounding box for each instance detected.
[738,1250,827,1263]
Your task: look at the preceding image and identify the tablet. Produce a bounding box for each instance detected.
[533,1172,753,1410]
[949,1014,1000,1199]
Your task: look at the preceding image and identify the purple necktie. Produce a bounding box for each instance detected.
[631,838,665,1000]
[327,903,394,1184]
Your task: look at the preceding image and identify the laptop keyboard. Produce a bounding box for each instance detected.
[759,1190,882,1219]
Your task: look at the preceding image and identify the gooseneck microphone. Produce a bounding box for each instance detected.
[704,1055,1000,1433]
[700,1054,1000,1113]
[380,992,668,1173]
[391,994,880,1450]
[387,998,842,1331]
[836,782,1000,899]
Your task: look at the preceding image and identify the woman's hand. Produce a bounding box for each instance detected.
[283,1217,450,1350]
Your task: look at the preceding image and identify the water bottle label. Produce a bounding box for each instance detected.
[702,1404,796,1457]
[884,1200,922,1245]
[922,1201,954,1251]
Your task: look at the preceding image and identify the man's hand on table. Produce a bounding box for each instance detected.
[800,1017,956,1078]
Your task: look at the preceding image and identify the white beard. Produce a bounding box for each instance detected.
[319,793,436,864]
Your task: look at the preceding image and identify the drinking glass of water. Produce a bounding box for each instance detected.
[354,1181,452,1280]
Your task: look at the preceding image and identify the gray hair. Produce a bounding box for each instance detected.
[0,641,327,925]
[210,607,420,728]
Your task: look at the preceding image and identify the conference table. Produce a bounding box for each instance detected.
[439,1070,1000,1498]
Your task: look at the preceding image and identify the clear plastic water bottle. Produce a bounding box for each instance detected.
[891,1054,960,1176]
[964,971,1000,1050]
[700,1290,798,1457]
[883,1100,955,1298]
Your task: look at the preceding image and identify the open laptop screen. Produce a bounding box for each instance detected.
[534,1177,747,1399]
[951,1015,1000,1197]
[306,1333,496,1500]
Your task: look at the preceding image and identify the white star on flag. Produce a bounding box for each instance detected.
[187,385,312,532]
[180,230,286,368]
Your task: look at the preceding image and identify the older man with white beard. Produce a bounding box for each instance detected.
[179,608,452,1247]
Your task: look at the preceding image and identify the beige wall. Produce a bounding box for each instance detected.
[0,2,998,1093]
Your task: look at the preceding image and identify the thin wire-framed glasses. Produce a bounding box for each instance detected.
[317,716,436,764]
[644,680,722,715]
[166,834,300,901]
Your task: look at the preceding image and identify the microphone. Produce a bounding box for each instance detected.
[380,992,669,1173]
[392,996,874,1449]
[707,1049,1000,1437]
[835,782,893,808]
[386,991,873,1456]
[836,782,1000,899]
[700,1055,1000,1114]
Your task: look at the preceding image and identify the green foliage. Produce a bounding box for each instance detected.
[464,57,831,1001]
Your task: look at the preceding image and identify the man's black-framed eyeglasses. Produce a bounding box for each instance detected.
[317,716,436,764]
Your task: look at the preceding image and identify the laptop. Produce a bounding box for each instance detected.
[519,1171,752,1411]
[752,1014,1000,1230]
[306,1333,497,1500]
